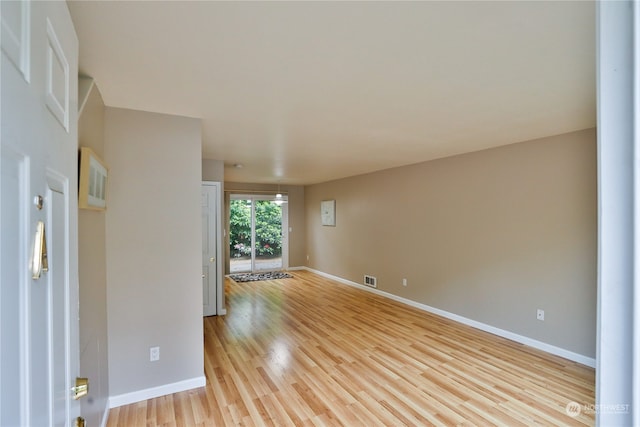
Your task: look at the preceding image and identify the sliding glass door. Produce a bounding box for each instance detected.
[229,195,288,273]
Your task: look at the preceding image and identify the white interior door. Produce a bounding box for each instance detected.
[202,183,220,316]
[1,1,81,425]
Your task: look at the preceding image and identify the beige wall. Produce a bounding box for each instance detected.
[224,182,306,273]
[202,159,225,182]
[77,82,109,425]
[305,129,597,358]
[104,108,204,395]
[286,186,306,267]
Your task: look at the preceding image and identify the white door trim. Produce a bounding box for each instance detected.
[596,1,639,424]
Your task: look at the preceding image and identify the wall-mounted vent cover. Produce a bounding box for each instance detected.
[364,275,377,288]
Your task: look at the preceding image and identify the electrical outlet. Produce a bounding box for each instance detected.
[150,346,160,362]
[402,278,407,287]
[536,309,545,321]
[306,255,309,261]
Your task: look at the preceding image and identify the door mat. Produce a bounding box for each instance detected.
[229,272,293,282]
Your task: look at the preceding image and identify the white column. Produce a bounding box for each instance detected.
[596,1,638,425]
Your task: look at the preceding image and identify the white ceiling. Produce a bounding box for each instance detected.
[67,1,595,185]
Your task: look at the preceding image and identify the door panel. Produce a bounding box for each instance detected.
[49,186,67,426]
[0,149,27,426]
[202,265,209,312]
[202,184,218,316]
[254,200,284,272]
[229,198,251,273]
[0,0,30,79]
[230,196,288,273]
[1,1,80,425]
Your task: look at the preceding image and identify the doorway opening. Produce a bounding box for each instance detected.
[229,195,288,273]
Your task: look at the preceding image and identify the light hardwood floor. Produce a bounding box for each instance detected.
[107,270,595,426]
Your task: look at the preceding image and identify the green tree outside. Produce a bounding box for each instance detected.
[230,199,282,258]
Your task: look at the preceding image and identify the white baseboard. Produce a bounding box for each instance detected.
[109,376,206,408]
[303,267,596,368]
[287,266,306,271]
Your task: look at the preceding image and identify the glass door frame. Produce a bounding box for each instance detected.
[229,193,289,273]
